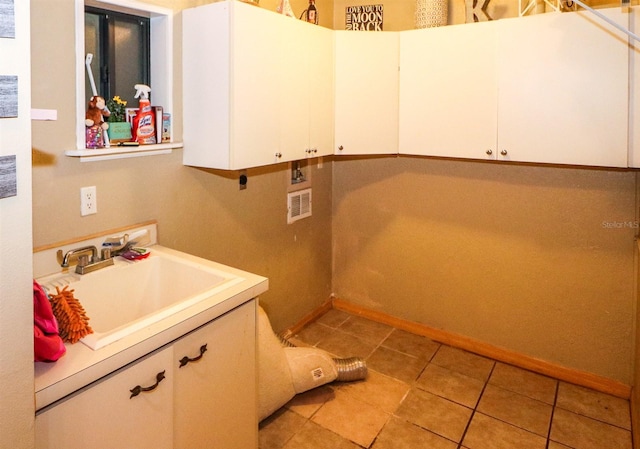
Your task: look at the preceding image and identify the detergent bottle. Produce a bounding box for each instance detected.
[132,84,156,144]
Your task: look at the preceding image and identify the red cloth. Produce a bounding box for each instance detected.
[33,280,66,362]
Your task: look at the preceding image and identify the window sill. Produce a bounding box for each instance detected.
[65,142,183,162]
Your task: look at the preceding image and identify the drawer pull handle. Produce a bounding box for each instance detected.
[130,370,166,399]
[179,344,208,368]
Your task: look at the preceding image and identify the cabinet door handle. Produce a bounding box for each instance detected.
[129,370,166,399]
[338,145,344,151]
[501,149,508,156]
[179,344,208,368]
[486,149,493,155]
[275,152,282,159]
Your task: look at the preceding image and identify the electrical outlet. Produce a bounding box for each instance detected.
[80,186,97,216]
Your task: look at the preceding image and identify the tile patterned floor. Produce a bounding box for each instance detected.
[259,309,633,449]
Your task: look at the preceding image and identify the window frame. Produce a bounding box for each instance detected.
[75,0,174,150]
[84,6,151,107]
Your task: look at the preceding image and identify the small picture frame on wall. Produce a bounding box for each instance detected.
[0,155,17,199]
[0,75,18,118]
[0,0,15,39]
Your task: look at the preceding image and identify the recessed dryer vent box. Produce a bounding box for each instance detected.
[287,188,312,224]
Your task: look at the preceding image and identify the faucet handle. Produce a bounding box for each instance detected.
[56,249,64,266]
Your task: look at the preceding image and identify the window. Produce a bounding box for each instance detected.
[73,0,175,154]
[84,7,150,108]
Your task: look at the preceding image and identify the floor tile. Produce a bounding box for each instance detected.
[285,384,335,418]
[315,328,378,359]
[550,408,632,449]
[431,345,495,382]
[367,345,428,383]
[338,315,394,346]
[294,322,335,347]
[416,363,485,408]
[315,309,351,328]
[556,381,631,430]
[381,328,440,360]
[395,387,472,442]
[476,384,552,437]
[281,420,361,449]
[462,412,547,449]
[335,369,410,414]
[311,389,390,447]
[259,408,308,449]
[489,362,557,404]
[371,416,457,449]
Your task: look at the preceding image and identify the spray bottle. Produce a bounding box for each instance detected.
[132,84,156,144]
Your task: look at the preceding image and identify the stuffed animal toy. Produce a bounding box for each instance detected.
[85,95,110,130]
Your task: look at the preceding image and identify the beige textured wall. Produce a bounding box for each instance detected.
[31,0,332,332]
[332,156,637,384]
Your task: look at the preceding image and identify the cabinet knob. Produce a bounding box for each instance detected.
[338,145,344,151]
[179,344,208,368]
[486,149,493,156]
[129,370,166,399]
[275,152,282,159]
[500,149,508,156]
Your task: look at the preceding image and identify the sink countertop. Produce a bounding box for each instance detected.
[34,245,268,411]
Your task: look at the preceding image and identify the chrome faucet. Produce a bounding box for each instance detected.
[56,245,114,275]
[57,246,98,268]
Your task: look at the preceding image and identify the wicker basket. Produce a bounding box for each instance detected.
[415,0,448,28]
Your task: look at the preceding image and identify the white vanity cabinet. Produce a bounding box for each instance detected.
[334,31,399,156]
[399,9,629,167]
[183,0,334,169]
[35,301,258,449]
[173,300,256,449]
[35,347,174,449]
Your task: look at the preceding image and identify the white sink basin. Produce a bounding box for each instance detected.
[38,247,244,350]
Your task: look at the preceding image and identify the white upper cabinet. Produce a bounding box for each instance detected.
[399,9,629,168]
[497,9,629,167]
[334,31,399,155]
[183,1,333,169]
[184,3,631,169]
[399,21,498,160]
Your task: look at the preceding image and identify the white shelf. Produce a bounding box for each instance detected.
[65,142,183,162]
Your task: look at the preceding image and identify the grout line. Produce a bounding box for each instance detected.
[456,362,497,448]
[545,381,560,449]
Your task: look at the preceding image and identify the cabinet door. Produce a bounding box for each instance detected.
[399,22,498,160]
[497,9,628,167]
[231,2,283,169]
[279,19,334,162]
[307,24,335,159]
[36,348,173,449]
[335,30,399,156]
[174,301,257,449]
